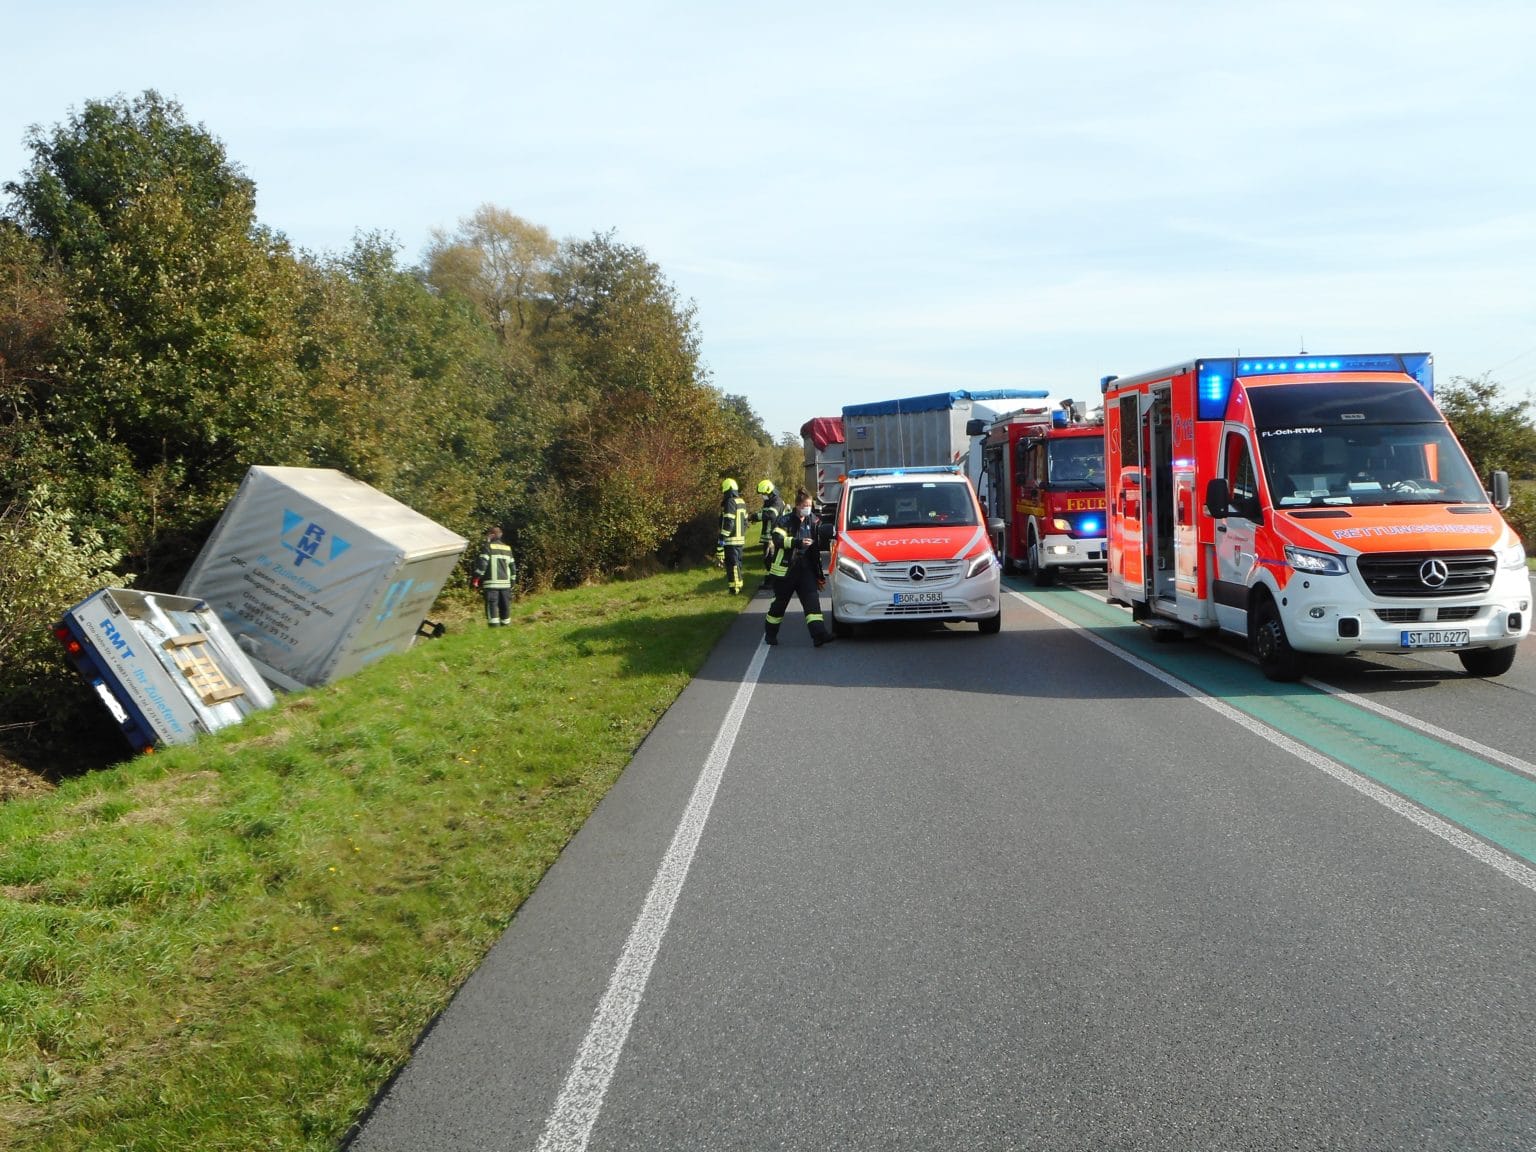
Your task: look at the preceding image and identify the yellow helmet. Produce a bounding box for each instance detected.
[721,478,739,493]
[756,479,775,495]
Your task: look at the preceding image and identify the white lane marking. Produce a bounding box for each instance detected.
[1007,588,1536,895]
[1302,677,1536,783]
[535,641,769,1152]
[1038,580,1536,781]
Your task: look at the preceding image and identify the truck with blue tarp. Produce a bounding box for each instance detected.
[840,389,1050,486]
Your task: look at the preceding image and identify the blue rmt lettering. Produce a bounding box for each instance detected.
[376,579,414,623]
[100,617,135,659]
[280,509,351,569]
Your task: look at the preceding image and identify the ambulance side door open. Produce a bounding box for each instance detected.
[1210,427,1262,637]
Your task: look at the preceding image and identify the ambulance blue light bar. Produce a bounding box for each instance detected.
[845,465,963,478]
[1195,353,1433,420]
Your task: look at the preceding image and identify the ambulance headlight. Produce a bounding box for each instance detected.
[966,553,996,579]
[1499,541,1527,570]
[1285,546,1347,576]
[836,555,869,583]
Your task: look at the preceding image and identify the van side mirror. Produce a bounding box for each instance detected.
[1491,470,1511,510]
[818,522,836,546]
[987,516,1004,535]
[1204,478,1230,519]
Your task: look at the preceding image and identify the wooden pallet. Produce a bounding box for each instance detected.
[162,633,246,705]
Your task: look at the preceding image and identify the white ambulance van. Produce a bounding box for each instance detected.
[827,465,1004,636]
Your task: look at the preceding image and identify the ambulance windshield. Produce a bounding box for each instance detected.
[846,482,978,528]
[1256,425,1487,507]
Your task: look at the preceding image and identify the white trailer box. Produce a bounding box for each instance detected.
[842,389,1049,486]
[55,587,277,753]
[179,467,468,690]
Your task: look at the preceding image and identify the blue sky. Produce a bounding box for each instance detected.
[4,1,1535,440]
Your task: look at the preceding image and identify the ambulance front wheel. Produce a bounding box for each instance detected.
[1457,645,1518,677]
[1252,599,1305,682]
[830,606,855,639]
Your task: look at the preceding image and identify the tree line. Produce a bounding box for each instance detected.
[0,91,797,748]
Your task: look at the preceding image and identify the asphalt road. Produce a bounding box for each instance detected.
[347,575,1536,1152]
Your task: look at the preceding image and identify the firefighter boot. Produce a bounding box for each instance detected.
[809,613,832,647]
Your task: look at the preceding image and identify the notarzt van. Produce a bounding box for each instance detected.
[827,466,1003,636]
[1101,353,1529,680]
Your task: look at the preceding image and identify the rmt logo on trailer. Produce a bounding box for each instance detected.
[280,510,352,569]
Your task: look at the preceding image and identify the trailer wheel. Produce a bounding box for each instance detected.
[1027,529,1056,587]
[1252,599,1304,682]
[1457,646,1518,677]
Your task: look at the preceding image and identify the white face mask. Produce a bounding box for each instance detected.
[796,506,813,518]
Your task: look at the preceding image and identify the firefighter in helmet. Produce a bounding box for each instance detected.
[764,489,832,647]
[755,479,785,568]
[470,526,517,626]
[716,478,749,594]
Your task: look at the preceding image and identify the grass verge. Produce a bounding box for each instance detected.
[0,565,751,1151]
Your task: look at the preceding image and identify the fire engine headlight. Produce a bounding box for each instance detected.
[1050,517,1072,532]
[1285,546,1348,576]
[1499,541,1527,570]
[966,553,995,579]
[836,555,869,583]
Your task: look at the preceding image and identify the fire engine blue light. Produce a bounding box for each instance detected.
[1079,517,1102,535]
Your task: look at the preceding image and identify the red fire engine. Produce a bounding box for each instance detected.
[978,403,1108,584]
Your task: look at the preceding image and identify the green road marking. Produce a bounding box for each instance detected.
[1007,579,1536,865]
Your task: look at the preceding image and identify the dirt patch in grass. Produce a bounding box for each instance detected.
[0,750,54,803]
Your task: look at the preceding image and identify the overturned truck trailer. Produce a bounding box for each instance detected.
[180,466,468,691]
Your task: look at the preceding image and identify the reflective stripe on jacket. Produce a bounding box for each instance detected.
[475,541,516,589]
[767,511,821,578]
[719,495,749,546]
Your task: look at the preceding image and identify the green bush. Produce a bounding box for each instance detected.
[1504,485,1536,551]
[0,489,129,737]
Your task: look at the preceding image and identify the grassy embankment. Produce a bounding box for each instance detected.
[0,564,754,1151]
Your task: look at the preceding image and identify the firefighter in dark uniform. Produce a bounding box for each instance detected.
[764,489,833,647]
[471,526,517,626]
[716,479,749,594]
[755,479,785,569]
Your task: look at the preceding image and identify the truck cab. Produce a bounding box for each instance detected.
[979,405,1108,583]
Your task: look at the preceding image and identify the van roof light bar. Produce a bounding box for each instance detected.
[845,465,963,479]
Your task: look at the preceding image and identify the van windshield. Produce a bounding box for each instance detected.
[847,482,978,528]
[1255,423,1487,507]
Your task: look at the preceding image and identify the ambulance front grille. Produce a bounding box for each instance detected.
[870,560,964,587]
[1356,551,1496,598]
[1435,605,1482,622]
